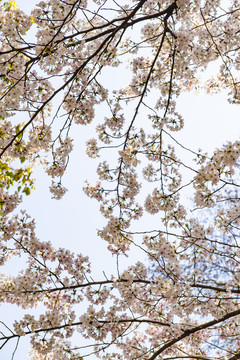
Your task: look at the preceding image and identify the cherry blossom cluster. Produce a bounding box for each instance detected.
[1,0,240,359]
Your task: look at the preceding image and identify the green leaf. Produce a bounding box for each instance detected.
[23,187,31,195]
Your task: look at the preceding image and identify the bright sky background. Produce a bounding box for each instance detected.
[1,1,240,359]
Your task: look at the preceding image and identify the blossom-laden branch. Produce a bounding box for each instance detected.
[1,0,240,360]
